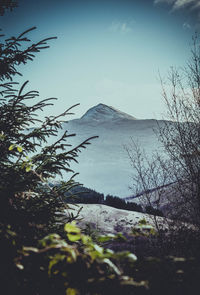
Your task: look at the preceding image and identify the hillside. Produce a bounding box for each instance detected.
[65,203,167,235]
[58,103,166,197]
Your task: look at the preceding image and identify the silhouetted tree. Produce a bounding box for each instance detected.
[0,27,97,243]
[126,35,200,231]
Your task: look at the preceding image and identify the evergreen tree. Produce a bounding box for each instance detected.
[0,27,97,243]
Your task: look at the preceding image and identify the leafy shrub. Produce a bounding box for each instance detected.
[2,222,198,295]
[2,222,146,295]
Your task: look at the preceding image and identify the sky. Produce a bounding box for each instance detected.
[1,0,199,120]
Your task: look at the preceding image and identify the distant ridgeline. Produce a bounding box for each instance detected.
[49,182,163,216]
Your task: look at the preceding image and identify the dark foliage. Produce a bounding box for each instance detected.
[1,223,200,295]
[64,185,104,204]
[0,0,17,15]
[145,205,163,217]
[105,194,143,212]
[0,27,97,244]
[0,27,56,82]
[63,185,145,213]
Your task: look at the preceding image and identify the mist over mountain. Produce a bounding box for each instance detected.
[59,103,165,197]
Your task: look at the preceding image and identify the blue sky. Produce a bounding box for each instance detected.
[1,0,199,119]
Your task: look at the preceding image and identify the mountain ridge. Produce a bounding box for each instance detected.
[58,103,166,197]
[80,103,137,122]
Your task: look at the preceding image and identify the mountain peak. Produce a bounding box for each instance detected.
[81,103,136,121]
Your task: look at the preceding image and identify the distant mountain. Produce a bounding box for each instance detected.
[81,103,137,122]
[58,103,165,197]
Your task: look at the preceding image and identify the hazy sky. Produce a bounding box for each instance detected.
[1,0,199,119]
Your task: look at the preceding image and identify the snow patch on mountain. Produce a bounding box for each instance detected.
[64,204,168,235]
[81,103,137,122]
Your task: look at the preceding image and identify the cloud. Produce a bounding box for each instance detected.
[173,0,199,11]
[154,0,200,26]
[108,21,133,34]
[154,0,199,10]
[183,22,191,29]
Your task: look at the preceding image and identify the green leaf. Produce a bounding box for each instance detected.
[25,166,31,172]
[23,246,39,253]
[127,253,137,261]
[138,218,147,226]
[67,233,81,242]
[97,234,116,243]
[48,253,66,276]
[66,288,78,295]
[81,235,91,244]
[103,258,121,275]
[93,244,104,254]
[16,263,24,270]
[0,132,5,141]
[66,248,77,263]
[17,145,23,152]
[64,222,81,233]
[8,144,15,151]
